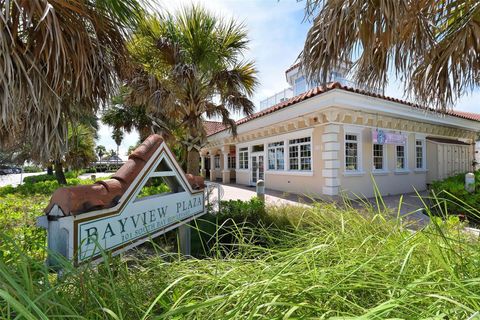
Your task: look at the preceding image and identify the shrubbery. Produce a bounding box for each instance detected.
[1,197,480,319]
[430,170,480,222]
[22,165,43,173]
[22,171,78,184]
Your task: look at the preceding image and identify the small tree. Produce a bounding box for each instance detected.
[95,145,107,172]
[112,129,124,166]
[125,7,258,175]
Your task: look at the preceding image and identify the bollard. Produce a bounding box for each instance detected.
[465,172,475,193]
[256,179,265,203]
[178,224,191,256]
[91,174,96,182]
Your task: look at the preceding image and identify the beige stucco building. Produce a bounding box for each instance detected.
[201,66,480,198]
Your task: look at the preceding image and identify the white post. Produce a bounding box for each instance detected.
[200,155,206,177]
[465,172,475,193]
[178,224,191,256]
[256,179,265,203]
[209,154,215,181]
[222,151,230,184]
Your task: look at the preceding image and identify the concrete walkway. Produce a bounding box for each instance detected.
[218,183,430,226]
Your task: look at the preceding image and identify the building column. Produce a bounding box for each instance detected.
[322,124,341,196]
[200,154,206,177]
[221,145,231,184]
[209,153,215,181]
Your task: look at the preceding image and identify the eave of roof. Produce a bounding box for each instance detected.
[207,82,480,137]
[285,62,300,74]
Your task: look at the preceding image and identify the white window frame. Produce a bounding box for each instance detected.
[235,128,314,176]
[238,147,249,170]
[415,137,427,171]
[394,141,409,173]
[288,137,312,171]
[372,143,387,173]
[267,141,285,171]
[344,127,363,175]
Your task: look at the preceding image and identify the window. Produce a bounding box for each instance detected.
[373,144,385,171]
[268,142,285,170]
[294,76,306,95]
[228,155,236,170]
[289,137,311,171]
[415,140,424,169]
[396,145,406,170]
[345,134,359,171]
[214,155,220,169]
[239,147,248,169]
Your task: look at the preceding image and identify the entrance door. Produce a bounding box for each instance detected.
[251,153,264,185]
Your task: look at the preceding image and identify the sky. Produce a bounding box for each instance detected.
[97,0,480,156]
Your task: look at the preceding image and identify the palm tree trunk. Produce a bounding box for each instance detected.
[54,161,67,185]
[187,149,200,175]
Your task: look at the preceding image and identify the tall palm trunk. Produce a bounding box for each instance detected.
[54,161,67,185]
[187,149,200,175]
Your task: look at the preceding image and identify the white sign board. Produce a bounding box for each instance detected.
[41,140,206,264]
[73,146,205,262]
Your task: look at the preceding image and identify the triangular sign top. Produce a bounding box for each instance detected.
[73,141,205,262]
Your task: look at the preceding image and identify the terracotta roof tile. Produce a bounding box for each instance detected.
[203,120,226,136]
[45,134,204,217]
[206,82,480,137]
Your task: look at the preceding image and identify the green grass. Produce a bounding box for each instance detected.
[1,193,480,319]
[430,170,480,222]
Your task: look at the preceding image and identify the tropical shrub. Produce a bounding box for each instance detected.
[0,194,48,263]
[22,165,43,173]
[1,199,480,319]
[23,171,78,184]
[430,171,480,222]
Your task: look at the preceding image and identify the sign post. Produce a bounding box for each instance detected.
[38,135,206,265]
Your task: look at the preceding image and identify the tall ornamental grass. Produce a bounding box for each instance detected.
[1,197,480,319]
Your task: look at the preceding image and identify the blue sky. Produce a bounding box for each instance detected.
[97,0,480,155]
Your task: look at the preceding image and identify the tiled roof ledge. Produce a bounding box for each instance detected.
[44,134,205,217]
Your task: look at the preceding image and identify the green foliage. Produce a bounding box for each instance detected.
[430,171,480,222]
[0,195,48,263]
[22,172,78,185]
[137,182,171,198]
[65,124,97,170]
[22,165,43,173]
[1,198,480,318]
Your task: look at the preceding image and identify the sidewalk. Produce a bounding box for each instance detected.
[217,183,430,226]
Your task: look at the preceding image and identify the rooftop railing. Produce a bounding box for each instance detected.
[259,78,383,110]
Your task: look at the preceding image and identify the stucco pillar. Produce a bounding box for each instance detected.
[200,154,206,177]
[209,154,215,181]
[322,124,341,196]
[221,146,231,184]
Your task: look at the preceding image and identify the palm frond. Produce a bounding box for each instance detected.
[301,0,480,110]
[0,0,144,161]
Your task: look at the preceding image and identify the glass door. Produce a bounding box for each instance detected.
[251,153,264,185]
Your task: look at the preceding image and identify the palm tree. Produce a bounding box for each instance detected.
[103,92,154,141]
[65,125,97,171]
[112,129,124,166]
[124,7,258,175]
[0,0,145,163]
[301,0,480,110]
[95,145,107,171]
